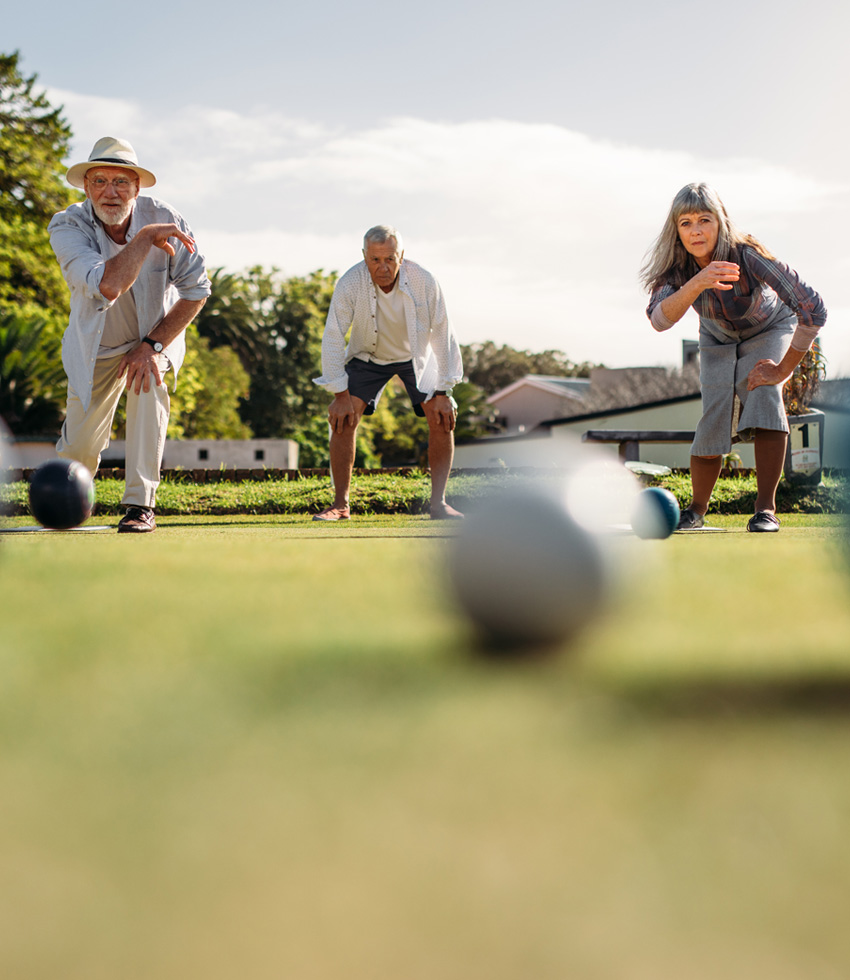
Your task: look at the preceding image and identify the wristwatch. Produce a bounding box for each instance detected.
[142,337,164,353]
[434,388,453,397]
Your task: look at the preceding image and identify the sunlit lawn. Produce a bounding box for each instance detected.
[1,513,849,979]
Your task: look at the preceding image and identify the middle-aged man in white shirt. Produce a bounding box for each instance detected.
[313,225,464,521]
[49,136,211,533]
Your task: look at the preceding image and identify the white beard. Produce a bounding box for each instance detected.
[92,199,134,226]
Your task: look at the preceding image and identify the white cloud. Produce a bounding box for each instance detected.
[50,90,849,374]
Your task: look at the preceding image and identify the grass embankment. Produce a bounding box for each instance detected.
[1,468,847,517]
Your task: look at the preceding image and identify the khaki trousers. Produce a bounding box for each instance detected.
[57,353,170,508]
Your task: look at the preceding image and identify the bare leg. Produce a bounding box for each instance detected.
[424,411,463,519]
[327,422,357,509]
[753,428,788,514]
[314,397,366,521]
[688,454,723,516]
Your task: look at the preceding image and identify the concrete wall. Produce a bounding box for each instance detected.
[6,440,58,469]
[165,439,298,470]
[134,439,299,470]
[9,438,300,471]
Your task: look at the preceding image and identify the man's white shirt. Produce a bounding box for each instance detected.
[314,259,463,396]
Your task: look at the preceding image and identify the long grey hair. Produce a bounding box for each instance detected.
[640,182,773,293]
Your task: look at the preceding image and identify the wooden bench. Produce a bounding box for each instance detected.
[582,429,695,462]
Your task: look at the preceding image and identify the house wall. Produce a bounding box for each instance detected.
[454,432,561,468]
[458,399,849,471]
[549,399,729,468]
[490,388,583,433]
[551,403,849,470]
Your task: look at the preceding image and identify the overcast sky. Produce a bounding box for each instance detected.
[8,0,849,375]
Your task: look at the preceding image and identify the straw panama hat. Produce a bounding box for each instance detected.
[66,137,157,189]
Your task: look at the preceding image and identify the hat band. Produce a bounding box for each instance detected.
[90,156,138,166]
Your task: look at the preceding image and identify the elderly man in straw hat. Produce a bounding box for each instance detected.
[48,137,211,532]
[313,224,464,521]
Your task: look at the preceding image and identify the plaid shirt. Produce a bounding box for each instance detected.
[647,245,826,351]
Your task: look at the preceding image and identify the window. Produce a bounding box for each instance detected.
[254,449,265,461]
[199,449,209,460]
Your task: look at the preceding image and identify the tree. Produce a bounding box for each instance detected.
[0,51,78,336]
[195,267,337,465]
[250,270,336,445]
[173,326,252,439]
[0,311,66,435]
[0,52,76,223]
[194,266,274,369]
[461,341,596,395]
[0,51,78,436]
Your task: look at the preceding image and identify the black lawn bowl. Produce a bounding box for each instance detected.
[28,459,96,529]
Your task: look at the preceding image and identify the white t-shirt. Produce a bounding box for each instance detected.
[98,236,140,358]
[371,279,411,364]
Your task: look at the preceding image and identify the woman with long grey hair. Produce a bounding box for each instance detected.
[641,183,827,532]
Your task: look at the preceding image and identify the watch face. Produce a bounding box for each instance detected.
[154,342,163,352]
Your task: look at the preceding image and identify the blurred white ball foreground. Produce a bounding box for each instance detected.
[0,414,15,486]
[0,417,15,544]
[447,474,627,651]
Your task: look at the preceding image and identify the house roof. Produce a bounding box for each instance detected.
[487,374,590,405]
[537,392,702,429]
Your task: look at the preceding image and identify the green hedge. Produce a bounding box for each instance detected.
[1,469,847,517]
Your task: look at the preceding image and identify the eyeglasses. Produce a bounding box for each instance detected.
[85,176,136,191]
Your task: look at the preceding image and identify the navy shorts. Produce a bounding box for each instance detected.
[345,357,428,417]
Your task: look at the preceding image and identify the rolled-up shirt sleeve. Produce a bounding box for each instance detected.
[48,211,114,310]
[747,251,827,351]
[166,215,211,301]
[646,283,677,332]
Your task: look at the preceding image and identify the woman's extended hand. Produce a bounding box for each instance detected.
[695,261,740,292]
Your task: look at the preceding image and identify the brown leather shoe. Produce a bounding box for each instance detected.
[117,506,156,533]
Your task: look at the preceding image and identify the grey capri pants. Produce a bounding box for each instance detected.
[692,313,795,457]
